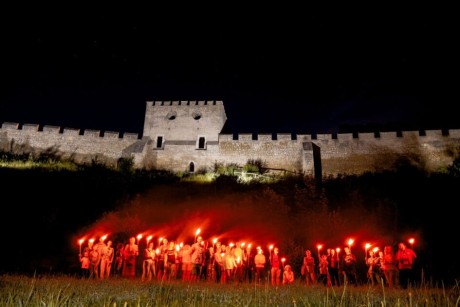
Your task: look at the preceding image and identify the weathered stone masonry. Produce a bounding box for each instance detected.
[1,100,460,179]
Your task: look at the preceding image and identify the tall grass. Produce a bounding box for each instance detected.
[1,274,458,306]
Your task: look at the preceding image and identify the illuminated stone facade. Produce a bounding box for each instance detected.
[1,100,459,178]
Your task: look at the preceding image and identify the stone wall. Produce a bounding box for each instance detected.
[1,101,460,178]
[0,122,144,167]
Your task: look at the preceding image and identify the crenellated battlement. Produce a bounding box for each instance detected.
[1,101,459,178]
[0,122,139,140]
[147,100,224,107]
[217,129,460,142]
[0,122,143,168]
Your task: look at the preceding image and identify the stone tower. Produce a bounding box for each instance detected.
[142,100,227,145]
[140,100,227,172]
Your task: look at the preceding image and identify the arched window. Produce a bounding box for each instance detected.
[189,162,195,173]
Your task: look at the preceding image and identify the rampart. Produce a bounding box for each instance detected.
[1,100,460,178]
[0,122,147,167]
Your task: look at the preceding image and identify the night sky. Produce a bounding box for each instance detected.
[0,5,457,135]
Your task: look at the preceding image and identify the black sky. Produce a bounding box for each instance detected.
[0,5,457,135]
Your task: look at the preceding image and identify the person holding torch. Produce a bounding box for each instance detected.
[122,236,139,279]
[270,247,282,286]
[395,242,417,289]
[342,246,358,286]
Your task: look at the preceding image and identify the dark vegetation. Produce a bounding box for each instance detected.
[1,152,459,285]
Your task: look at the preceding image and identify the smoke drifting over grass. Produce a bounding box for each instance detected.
[79,184,291,247]
[77,182,399,253]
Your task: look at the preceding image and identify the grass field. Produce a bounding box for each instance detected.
[1,275,458,306]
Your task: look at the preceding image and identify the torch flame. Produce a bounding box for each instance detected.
[195,228,201,236]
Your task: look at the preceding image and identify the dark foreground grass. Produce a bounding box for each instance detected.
[1,275,459,306]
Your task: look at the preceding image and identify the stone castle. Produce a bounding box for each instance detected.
[1,100,460,179]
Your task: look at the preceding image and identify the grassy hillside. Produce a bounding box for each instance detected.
[0,160,458,285]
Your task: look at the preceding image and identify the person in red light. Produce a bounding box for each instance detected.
[79,249,90,279]
[328,248,340,286]
[395,242,417,289]
[317,254,329,286]
[99,240,114,279]
[303,250,316,285]
[341,246,358,286]
[164,240,178,280]
[189,236,205,281]
[282,265,294,285]
[122,237,139,279]
[270,247,282,286]
[142,241,156,281]
[89,246,100,279]
[180,244,192,282]
[156,238,168,280]
[254,248,266,283]
[114,242,124,277]
[383,245,398,288]
[214,242,224,283]
[366,249,380,286]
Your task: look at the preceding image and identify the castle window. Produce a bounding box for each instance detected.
[155,136,164,149]
[189,162,195,172]
[192,111,202,120]
[197,136,206,149]
[166,111,177,120]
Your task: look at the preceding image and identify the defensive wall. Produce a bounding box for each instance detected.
[1,100,460,179]
[0,122,146,167]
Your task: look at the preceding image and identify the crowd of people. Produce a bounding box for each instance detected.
[79,236,417,288]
